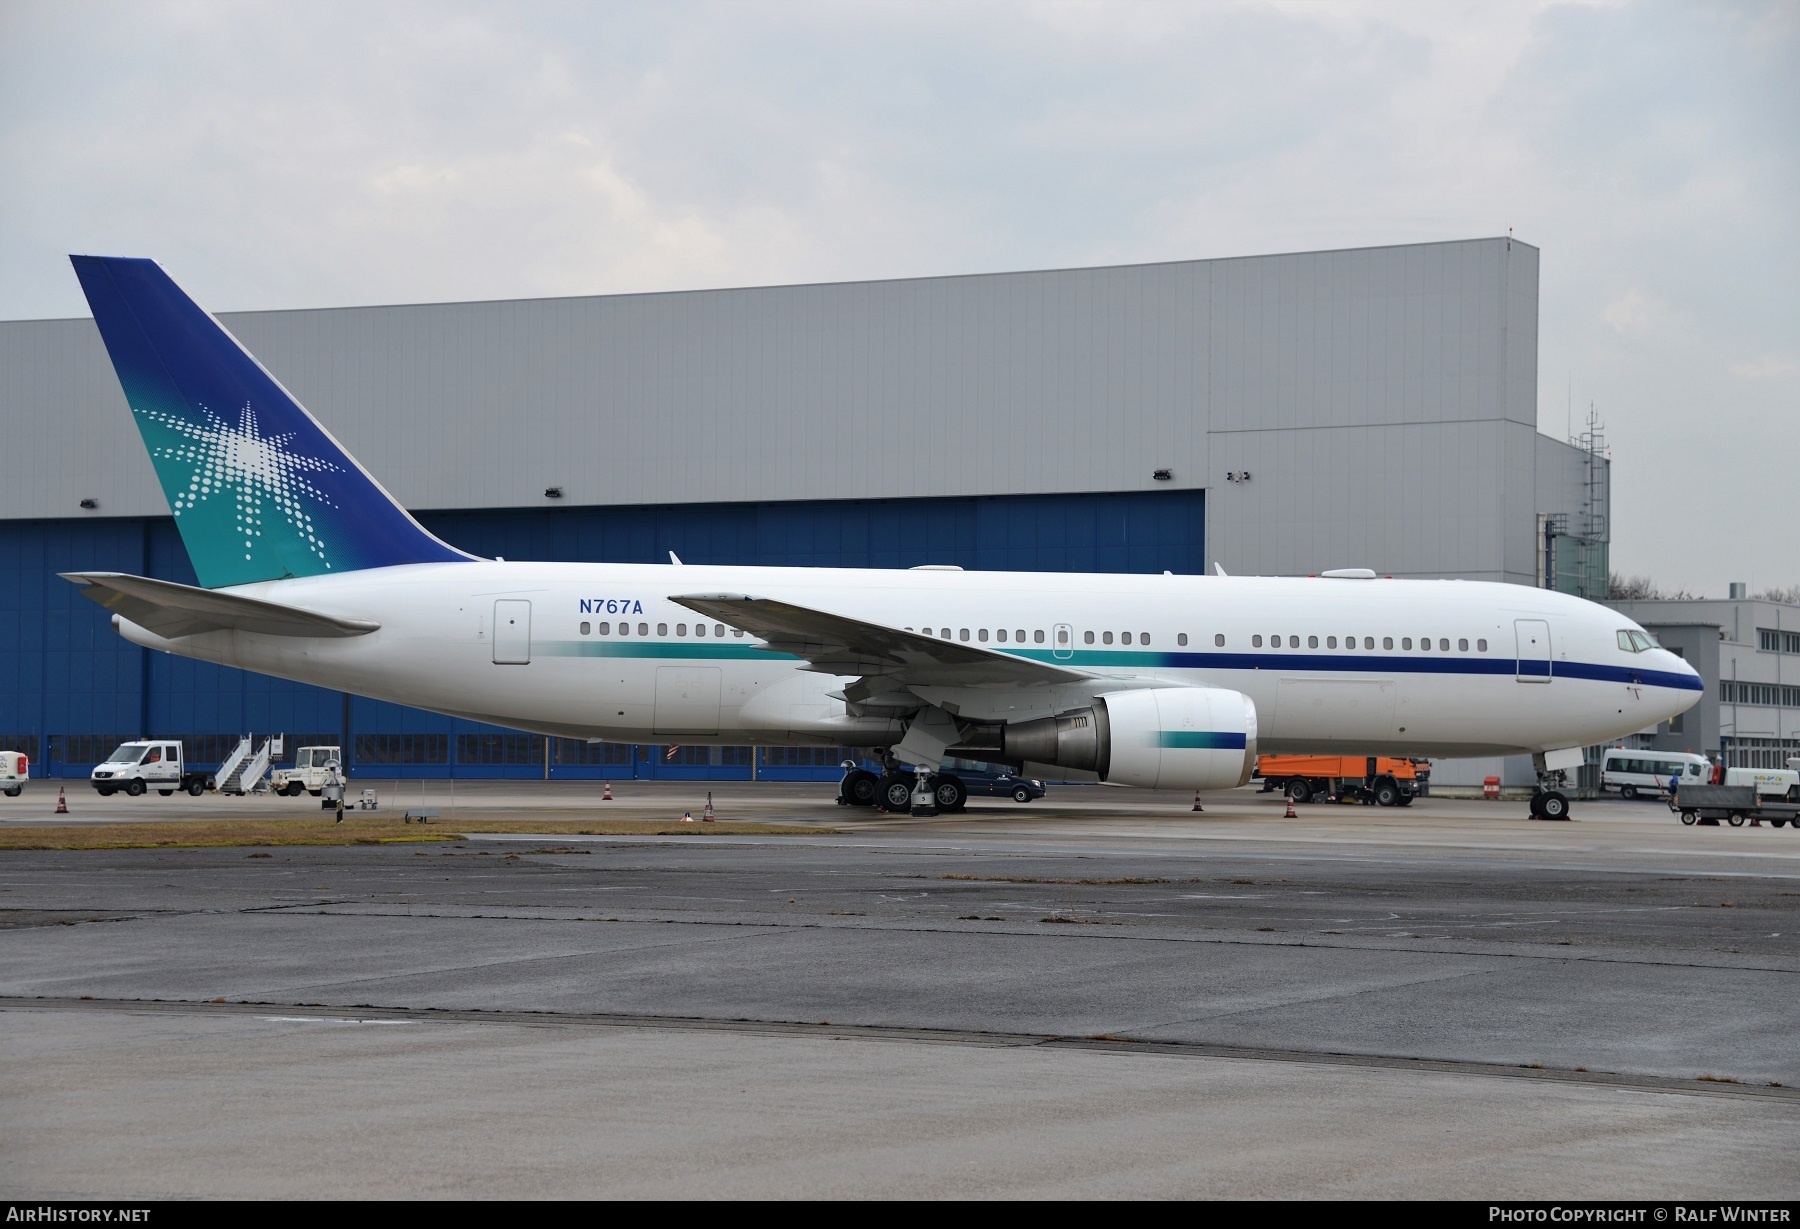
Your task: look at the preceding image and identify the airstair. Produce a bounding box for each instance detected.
[237,739,273,794]
[216,736,251,791]
[217,735,274,795]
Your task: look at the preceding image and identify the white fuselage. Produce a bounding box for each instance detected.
[113,562,1702,760]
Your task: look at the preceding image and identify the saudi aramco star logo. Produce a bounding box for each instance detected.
[135,400,344,566]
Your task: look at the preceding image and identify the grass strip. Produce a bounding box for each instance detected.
[0,817,831,850]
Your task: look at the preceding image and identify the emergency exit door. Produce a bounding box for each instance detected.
[493,600,532,665]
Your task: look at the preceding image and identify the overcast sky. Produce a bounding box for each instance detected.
[1,0,1793,596]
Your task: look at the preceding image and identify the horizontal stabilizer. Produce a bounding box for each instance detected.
[62,573,379,639]
[669,592,1087,687]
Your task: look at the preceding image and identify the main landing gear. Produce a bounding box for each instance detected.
[837,757,967,815]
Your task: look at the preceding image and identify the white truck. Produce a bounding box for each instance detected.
[90,740,210,797]
[272,745,346,797]
[1,750,28,797]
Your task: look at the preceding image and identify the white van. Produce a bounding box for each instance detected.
[0,750,28,797]
[1600,749,1710,800]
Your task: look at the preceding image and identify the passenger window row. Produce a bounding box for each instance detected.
[1247,634,1488,652]
[577,621,743,638]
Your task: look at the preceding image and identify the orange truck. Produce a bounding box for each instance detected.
[1254,755,1429,807]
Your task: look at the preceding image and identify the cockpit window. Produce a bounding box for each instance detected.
[1617,629,1657,653]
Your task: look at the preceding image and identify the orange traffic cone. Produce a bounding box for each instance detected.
[1283,791,1297,819]
[1191,791,1204,812]
[55,786,68,815]
[602,782,613,801]
[703,793,715,822]
[681,810,694,823]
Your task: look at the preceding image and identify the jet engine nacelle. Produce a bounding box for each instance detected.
[1001,686,1258,791]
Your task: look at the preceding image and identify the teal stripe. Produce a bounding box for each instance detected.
[539,641,798,661]
[1157,731,1249,750]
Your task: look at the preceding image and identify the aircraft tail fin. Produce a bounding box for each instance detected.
[70,256,474,589]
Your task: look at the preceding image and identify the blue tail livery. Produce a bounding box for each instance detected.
[70,256,473,589]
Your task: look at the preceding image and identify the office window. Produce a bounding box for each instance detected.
[1760,629,1780,652]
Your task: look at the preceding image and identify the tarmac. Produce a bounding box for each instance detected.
[2,780,1796,1199]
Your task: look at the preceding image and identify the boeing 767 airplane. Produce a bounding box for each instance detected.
[62,256,1701,819]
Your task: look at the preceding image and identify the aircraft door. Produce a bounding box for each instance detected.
[1053,623,1074,661]
[1514,618,1551,682]
[493,600,532,665]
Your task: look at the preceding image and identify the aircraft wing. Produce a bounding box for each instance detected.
[669,592,1090,687]
[62,572,380,639]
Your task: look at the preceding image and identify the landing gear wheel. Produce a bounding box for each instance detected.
[931,774,967,813]
[1373,781,1401,808]
[1012,786,1033,803]
[1680,810,1698,825]
[876,773,915,812]
[839,769,877,807]
[125,780,146,797]
[1621,785,1638,801]
[187,780,206,797]
[1286,778,1312,805]
[1538,791,1570,821]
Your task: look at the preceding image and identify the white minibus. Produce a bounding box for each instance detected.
[1600,749,1710,800]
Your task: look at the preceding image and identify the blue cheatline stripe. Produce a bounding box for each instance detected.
[536,641,1702,692]
[1157,731,1248,750]
[999,648,1703,692]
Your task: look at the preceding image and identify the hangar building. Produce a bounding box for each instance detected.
[0,236,1610,781]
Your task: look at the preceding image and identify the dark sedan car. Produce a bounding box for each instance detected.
[946,766,1047,803]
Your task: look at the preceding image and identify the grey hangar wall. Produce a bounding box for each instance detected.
[0,237,1600,779]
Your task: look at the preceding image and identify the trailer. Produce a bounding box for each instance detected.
[1671,784,1800,829]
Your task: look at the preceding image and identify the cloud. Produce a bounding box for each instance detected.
[1729,357,1798,380]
